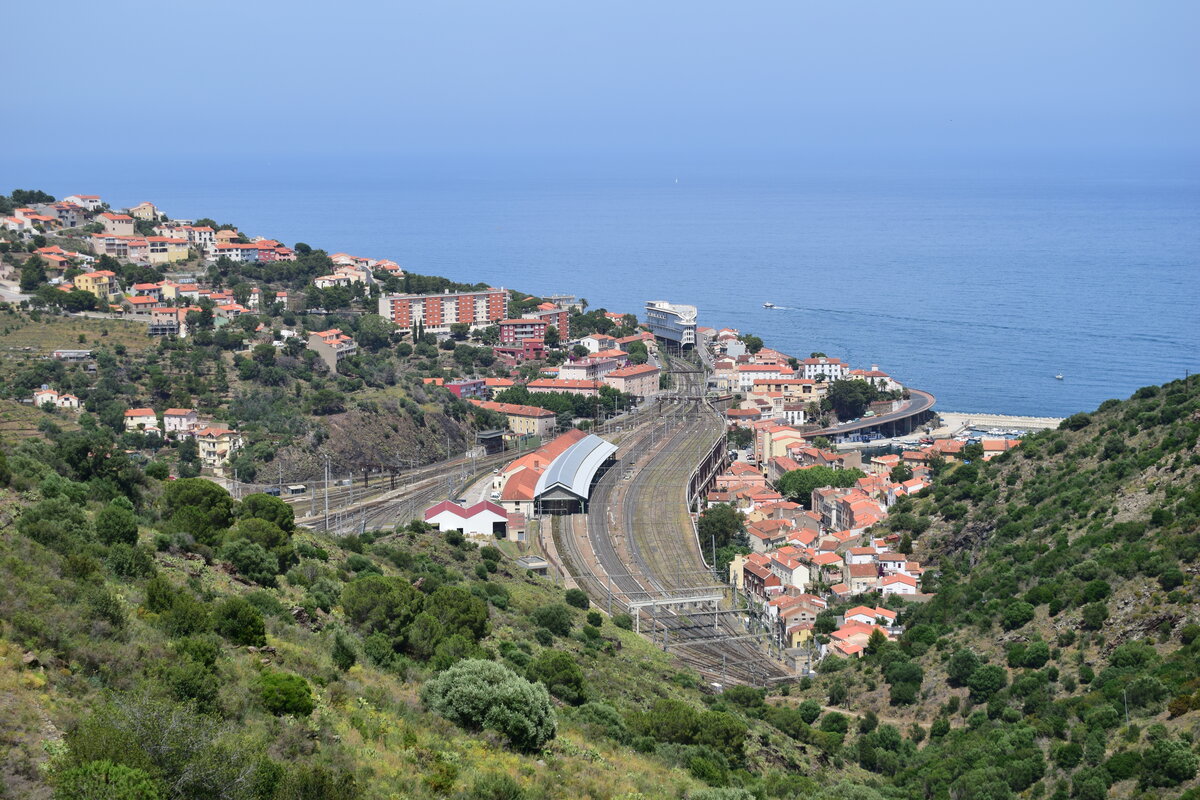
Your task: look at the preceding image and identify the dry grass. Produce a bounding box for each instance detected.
[0,399,78,444]
[0,311,152,354]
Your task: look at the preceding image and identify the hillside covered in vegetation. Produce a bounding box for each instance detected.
[0,377,1196,799]
[778,375,1200,800]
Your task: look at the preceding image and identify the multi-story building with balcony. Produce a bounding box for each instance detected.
[378,288,508,334]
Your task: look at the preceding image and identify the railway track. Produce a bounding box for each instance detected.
[562,354,792,685]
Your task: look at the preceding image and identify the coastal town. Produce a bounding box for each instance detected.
[4,7,1197,798]
[2,189,1044,676]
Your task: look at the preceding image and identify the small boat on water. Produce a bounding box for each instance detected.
[1055,373,1064,380]
[763,302,776,309]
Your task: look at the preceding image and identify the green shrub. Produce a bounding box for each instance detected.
[1081,602,1109,630]
[332,630,358,671]
[526,649,586,705]
[239,492,295,532]
[342,575,425,643]
[1140,737,1198,787]
[421,659,556,751]
[54,760,161,800]
[947,648,981,686]
[530,604,573,636]
[613,613,633,630]
[219,539,279,586]
[1062,413,1093,431]
[1002,601,1035,630]
[564,588,589,609]
[107,543,155,578]
[258,671,315,717]
[159,593,211,638]
[967,664,1008,700]
[18,495,93,553]
[96,502,139,546]
[272,764,360,800]
[468,773,525,800]
[212,596,266,647]
[819,712,849,735]
[162,478,234,545]
[572,702,630,743]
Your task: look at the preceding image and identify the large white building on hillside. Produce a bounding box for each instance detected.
[645,300,697,348]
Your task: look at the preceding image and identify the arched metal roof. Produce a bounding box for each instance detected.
[534,433,618,501]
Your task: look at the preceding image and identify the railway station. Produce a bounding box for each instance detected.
[532,433,618,515]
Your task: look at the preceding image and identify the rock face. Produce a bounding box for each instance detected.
[271,398,472,479]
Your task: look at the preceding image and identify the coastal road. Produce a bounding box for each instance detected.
[806,388,937,438]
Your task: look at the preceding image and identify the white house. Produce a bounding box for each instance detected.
[64,194,103,211]
[32,387,59,407]
[881,574,919,596]
[163,408,199,435]
[844,606,898,627]
[123,408,160,432]
[423,500,509,539]
[844,546,878,566]
[801,357,848,381]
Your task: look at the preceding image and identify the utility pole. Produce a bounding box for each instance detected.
[323,454,331,532]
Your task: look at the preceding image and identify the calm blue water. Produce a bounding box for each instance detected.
[3,156,1197,417]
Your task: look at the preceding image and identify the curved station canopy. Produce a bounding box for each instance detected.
[534,433,618,514]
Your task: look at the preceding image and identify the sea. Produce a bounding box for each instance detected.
[4,155,1197,418]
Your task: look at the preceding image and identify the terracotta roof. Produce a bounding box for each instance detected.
[848,563,879,578]
[471,399,555,418]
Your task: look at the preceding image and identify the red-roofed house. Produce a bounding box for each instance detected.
[99,213,135,236]
[526,378,601,397]
[195,427,243,473]
[847,562,881,594]
[64,194,103,211]
[602,363,661,397]
[424,500,509,538]
[471,399,556,439]
[123,408,160,432]
[747,519,793,553]
[844,606,898,626]
[307,328,358,371]
[800,357,848,381]
[881,573,919,596]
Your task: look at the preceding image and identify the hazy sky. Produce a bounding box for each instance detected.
[5,2,1197,164]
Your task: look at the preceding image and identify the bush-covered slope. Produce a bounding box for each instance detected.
[784,376,1200,800]
[0,425,877,800]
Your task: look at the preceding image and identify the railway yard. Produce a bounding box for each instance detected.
[556,356,793,686]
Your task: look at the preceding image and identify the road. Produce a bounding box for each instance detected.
[807,388,937,438]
